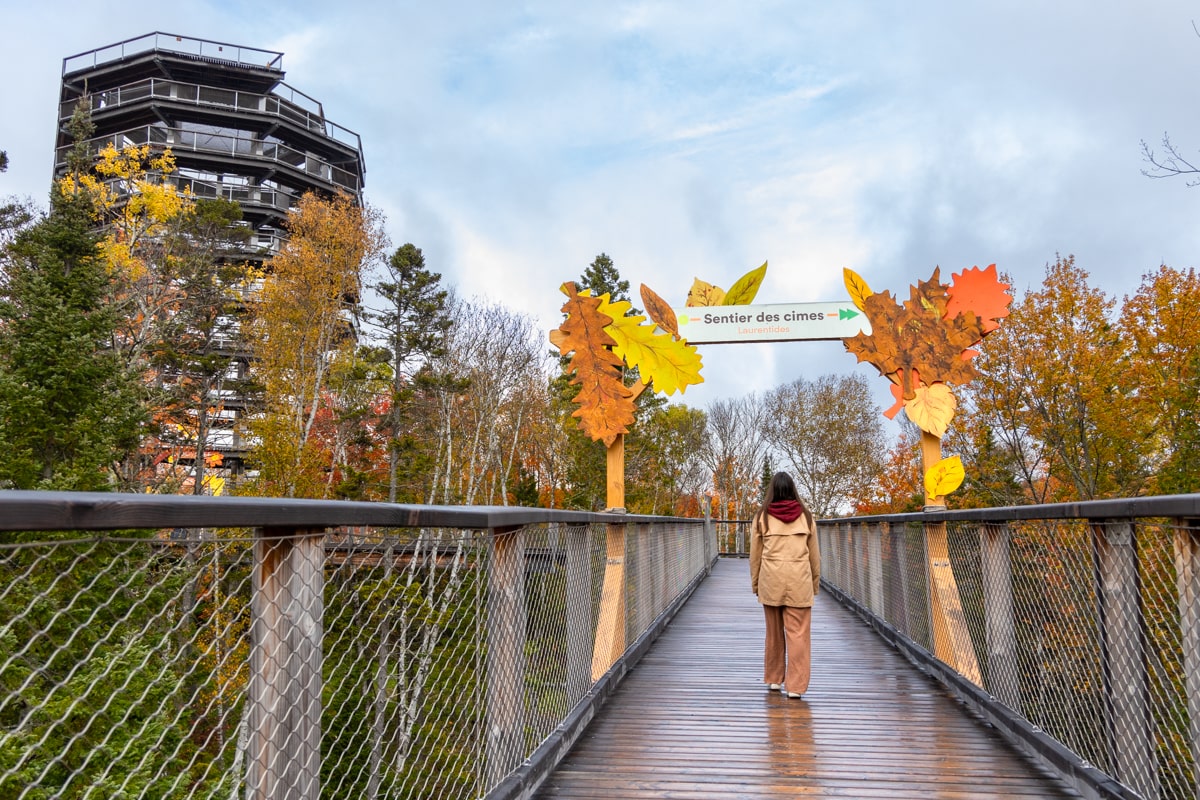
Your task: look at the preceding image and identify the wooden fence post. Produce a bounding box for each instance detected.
[486,524,527,788]
[590,520,627,680]
[1175,517,1200,796]
[247,526,325,800]
[980,522,1021,711]
[1091,519,1159,799]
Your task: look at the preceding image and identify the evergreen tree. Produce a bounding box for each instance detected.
[512,464,540,507]
[577,252,634,309]
[369,242,453,502]
[0,186,143,489]
[0,151,8,172]
[150,198,253,493]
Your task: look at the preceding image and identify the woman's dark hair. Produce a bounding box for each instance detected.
[762,471,814,530]
[764,471,797,504]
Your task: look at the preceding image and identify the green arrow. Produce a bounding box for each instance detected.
[838,308,860,320]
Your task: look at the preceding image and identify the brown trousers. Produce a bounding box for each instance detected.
[762,604,812,694]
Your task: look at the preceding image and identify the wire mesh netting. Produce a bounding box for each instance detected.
[818,515,1200,800]
[0,519,712,799]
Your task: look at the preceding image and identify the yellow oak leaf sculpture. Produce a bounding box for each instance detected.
[599,292,703,396]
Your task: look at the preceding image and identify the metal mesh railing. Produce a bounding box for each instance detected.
[818,505,1200,800]
[0,502,713,800]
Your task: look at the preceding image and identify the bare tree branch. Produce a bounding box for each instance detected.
[1141,133,1200,186]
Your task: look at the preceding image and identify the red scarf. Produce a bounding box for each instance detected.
[767,500,804,523]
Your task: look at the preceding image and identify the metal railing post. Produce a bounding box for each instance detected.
[247,526,325,800]
[565,524,592,702]
[1175,516,1200,796]
[866,521,884,615]
[980,521,1021,711]
[1091,519,1159,799]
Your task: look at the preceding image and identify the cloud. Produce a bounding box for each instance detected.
[5,0,1200,431]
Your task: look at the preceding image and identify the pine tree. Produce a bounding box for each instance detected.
[0,186,144,489]
[370,242,453,502]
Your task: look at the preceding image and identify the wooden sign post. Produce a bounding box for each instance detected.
[591,434,627,679]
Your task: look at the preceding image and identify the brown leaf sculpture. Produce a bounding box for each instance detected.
[550,282,638,446]
[844,268,985,400]
[640,283,680,339]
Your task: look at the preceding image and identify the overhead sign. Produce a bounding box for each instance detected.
[673,302,870,344]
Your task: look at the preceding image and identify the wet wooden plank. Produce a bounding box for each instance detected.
[535,557,1080,799]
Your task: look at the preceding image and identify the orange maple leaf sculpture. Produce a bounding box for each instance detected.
[945,263,1011,334]
[550,282,638,446]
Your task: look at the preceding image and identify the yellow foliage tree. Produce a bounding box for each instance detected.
[60,142,194,354]
[246,192,385,498]
[1118,265,1200,494]
[969,256,1145,501]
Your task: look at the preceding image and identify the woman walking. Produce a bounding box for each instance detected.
[750,471,820,699]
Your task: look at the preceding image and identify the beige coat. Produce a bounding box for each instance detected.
[750,510,820,607]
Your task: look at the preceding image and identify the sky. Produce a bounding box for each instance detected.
[3,1,1200,420]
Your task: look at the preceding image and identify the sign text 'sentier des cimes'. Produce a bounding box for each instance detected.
[673,302,871,344]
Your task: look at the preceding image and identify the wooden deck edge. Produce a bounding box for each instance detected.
[484,554,720,800]
[820,579,1140,800]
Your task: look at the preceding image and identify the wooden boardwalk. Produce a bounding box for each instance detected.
[535,558,1080,799]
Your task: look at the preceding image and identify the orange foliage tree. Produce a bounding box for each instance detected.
[967,256,1146,502]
